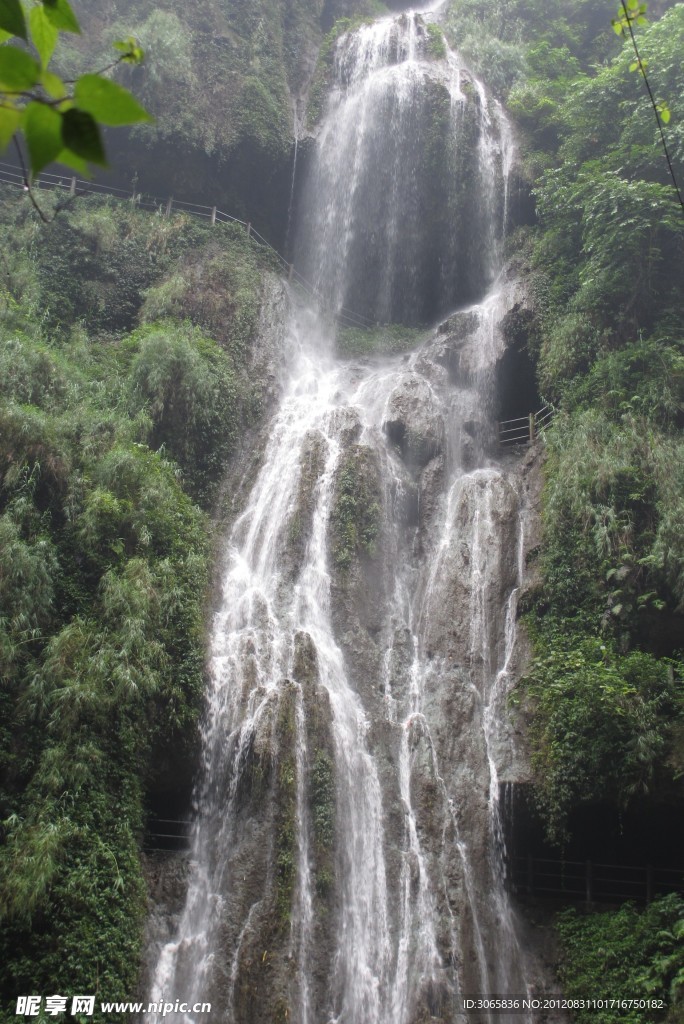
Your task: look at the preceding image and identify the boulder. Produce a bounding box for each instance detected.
[383,372,444,467]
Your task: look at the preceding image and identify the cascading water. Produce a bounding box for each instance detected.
[146,7,547,1024]
[296,5,509,325]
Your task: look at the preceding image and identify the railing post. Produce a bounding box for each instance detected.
[69,177,76,196]
[529,413,536,443]
[211,206,217,226]
[165,197,173,217]
[646,864,653,903]
[585,860,593,906]
[288,263,294,282]
[246,221,251,238]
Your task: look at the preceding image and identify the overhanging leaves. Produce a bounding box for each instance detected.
[74,75,153,126]
[29,4,59,68]
[0,0,27,40]
[41,0,80,34]
[0,46,40,90]
[61,108,107,166]
[23,101,62,175]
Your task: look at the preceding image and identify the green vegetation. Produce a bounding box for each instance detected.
[0,187,273,1020]
[515,5,684,849]
[494,3,684,1014]
[306,13,376,128]
[310,750,334,850]
[330,445,382,571]
[425,23,447,61]
[0,0,148,181]
[60,0,302,168]
[444,0,627,100]
[521,633,682,843]
[310,750,335,900]
[1,0,683,1016]
[557,897,684,1023]
[335,323,427,358]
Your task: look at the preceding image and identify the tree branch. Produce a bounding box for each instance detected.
[620,0,684,214]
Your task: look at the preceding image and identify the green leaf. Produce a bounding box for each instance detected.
[0,0,27,41]
[113,36,145,64]
[0,104,20,150]
[29,4,58,68]
[41,68,66,99]
[23,100,62,175]
[73,74,152,126]
[0,45,40,90]
[55,145,88,175]
[41,0,79,34]
[61,107,107,165]
[656,100,671,122]
[611,18,625,34]
[0,26,13,42]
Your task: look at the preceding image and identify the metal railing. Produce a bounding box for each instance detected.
[0,160,376,332]
[498,404,553,447]
[510,855,684,905]
[144,817,193,852]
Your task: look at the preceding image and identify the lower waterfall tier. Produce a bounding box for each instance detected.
[144,289,553,1024]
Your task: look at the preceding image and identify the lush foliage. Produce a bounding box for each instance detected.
[510,2,684,858]
[444,0,622,99]
[0,0,149,178]
[0,187,272,1020]
[557,897,684,1023]
[521,630,682,842]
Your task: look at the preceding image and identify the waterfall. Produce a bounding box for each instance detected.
[146,7,541,1024]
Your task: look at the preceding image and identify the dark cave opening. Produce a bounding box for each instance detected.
[502,784,684,905]
[495,304,542,425]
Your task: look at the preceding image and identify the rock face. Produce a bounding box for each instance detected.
[68,0,387,244]
[384,373,445,468]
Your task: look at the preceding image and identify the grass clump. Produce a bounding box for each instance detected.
[336,323,427,358]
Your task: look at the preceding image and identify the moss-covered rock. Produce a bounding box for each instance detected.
[330,443,382,571]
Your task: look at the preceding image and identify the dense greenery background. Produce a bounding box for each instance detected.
[0,192,278,1020]
[0,0,683,1019]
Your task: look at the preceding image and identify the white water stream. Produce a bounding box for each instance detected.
[147,7,538,1023]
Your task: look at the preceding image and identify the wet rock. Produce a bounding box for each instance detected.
[418,454,445,536]
[383,372,445,468]
[422,471,520,668]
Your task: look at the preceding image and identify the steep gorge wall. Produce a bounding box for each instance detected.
[63,0,421,244]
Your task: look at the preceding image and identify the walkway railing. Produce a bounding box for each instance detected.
[0,160,376,332]
[510,855,684,905]
[498,404,553,447]
[144,817,193,853]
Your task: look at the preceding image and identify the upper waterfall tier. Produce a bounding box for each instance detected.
[295,8,512,326]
